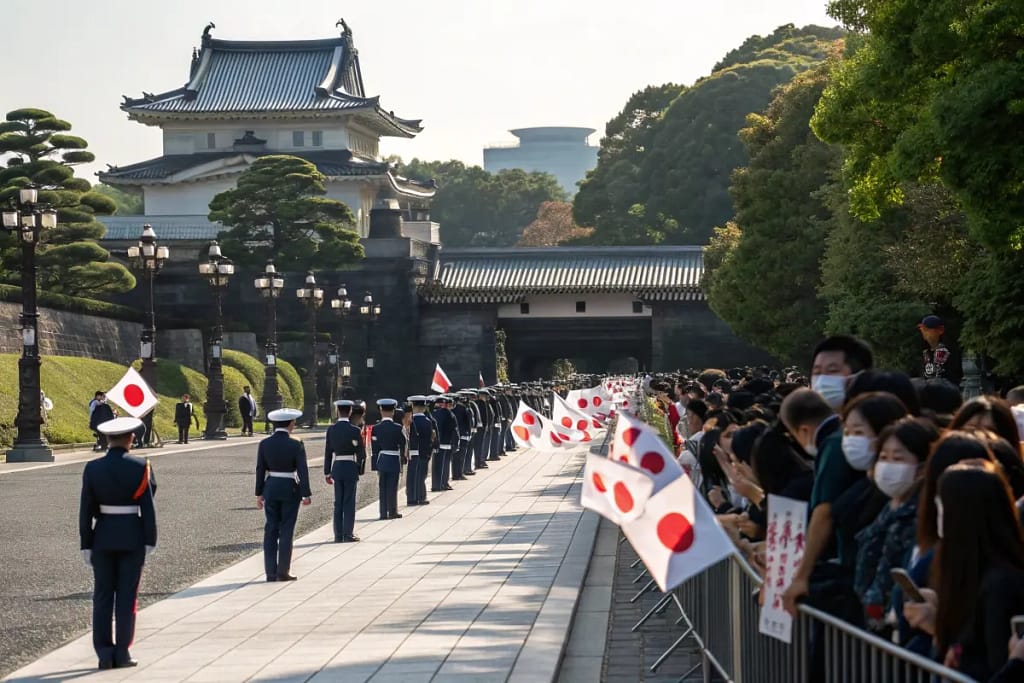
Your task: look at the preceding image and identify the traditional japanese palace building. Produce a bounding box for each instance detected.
[98,23,435,245]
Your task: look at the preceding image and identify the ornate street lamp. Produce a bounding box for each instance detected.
[2,185,57,462]
[198,241,234,439]
[327,342,339,411]
[359,291,382,399]
[127,224,169,447]
[254,259,284,432]
[296,271,324,427]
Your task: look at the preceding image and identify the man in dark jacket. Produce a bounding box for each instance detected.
[89,394,116,450]
[174,394,200,444]
[238,386,258,436]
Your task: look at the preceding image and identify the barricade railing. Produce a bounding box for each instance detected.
[632,551,976,683]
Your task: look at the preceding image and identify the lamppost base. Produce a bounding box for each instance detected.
[6,442,55,463]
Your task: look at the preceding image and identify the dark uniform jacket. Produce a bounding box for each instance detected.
[474,399,492,430]
[371,418,406,473]
[453,403,472,441]
[432,407,458,448]
[255,430,313,500]
[89,402,115,431]
[79,447,157,551]
[409,413,435,459]
[325,418,364,476]
[174,401,200,428]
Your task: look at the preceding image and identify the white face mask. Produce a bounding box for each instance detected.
[872,461,918,499]
[935,497,944,538]
[803,443,818,458]
[842,435,875,471]
[812,374,847,409]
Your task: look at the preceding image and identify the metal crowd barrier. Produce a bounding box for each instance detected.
[630,553,976,683]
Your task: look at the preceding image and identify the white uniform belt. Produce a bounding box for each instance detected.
[379,450,400,456]
[332,454,358,465]
[267,471,299,482]
[99,505,140,515]
[493,423,500,427]
[439,444,452,450]
[460,436,472,441]
[409,450,419,456]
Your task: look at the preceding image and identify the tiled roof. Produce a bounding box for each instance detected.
[421,247,705,303]
[98,216,222,241]
[98,151,435,198]
[122,36,421,137]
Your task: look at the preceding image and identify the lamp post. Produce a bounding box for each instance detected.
[327,342,339,409]
[340,359,351,397]
[254,259,284,432]
[359,291,382,398]
[198,241,234,439]
[330,282,351,401]
[2,185,57,462]
[296,271,324,427]
[127,224,169,447]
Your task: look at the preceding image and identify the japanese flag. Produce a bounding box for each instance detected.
[567,385,613,423]
[610,411,685,494]
[622,473,735,591]
[552,393,598,442]
[510,401,545,449]
[478,371,485,389]
[582,452,655,524]
[107,366,159,418]
[431,363,452,393]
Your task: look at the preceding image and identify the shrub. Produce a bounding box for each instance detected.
[0,284,142,322]
[222,349,265,399]
[276,357,303,409]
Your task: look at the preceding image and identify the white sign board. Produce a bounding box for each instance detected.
[758,494,807,644]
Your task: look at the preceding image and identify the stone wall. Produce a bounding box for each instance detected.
[651,303,776,370]
[418,306,498,389]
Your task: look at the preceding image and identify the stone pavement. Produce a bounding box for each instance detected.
[4,440,600,683]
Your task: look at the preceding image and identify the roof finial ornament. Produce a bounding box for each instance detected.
[189,47,201,78]
[202,22,216,43]
[336,18,351,36]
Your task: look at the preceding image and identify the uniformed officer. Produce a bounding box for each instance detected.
[432,395,457,491]
[454,391,475,478]
[79,416,157,670]
[371,398,405,520]
[325,399,363,543]
[475,389,493,468]
[255,408,312,581]
[488,389,504,461]
[504,387,519,452]
[407,395,434,505]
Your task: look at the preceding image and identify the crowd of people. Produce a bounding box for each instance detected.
[649,336,1024,682]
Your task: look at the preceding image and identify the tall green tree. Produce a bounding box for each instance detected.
[705,65,839,363]
[0,108,134,295]
[398,160,566,247]
[209,155,364,271]
[93,183,143,215]
[813,0,1024,250]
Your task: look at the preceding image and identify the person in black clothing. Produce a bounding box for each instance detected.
[452,393,472,481]
[432,396,457,492]
[324,400,363,542]
[174,394,200,443]
[255,408,312,582]
[79,416,157,670]
[371,399,406,520]
[407,396,435,505]
[89,395,116,450]
[238,386,258,436]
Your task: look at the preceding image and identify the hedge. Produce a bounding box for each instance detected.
[0,284,142,322]
[222,349,265,399]
[276,357,303,410]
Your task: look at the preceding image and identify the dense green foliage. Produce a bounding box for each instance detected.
[576,25,845,245]
[813,0,1024,250]
[397,160,566,247]
[276,357,303,410]
[209,155,364,271]
[0,283,142,321]
[93,183,143,214]
[0,108,134,296]
[705,66,839,363]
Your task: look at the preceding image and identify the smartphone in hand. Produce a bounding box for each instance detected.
[1012,615,1024,639]
[891,568,925,603]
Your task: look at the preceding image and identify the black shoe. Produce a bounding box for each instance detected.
[277,574,298,581]
[390,513,403,519]
[465,471,477,476]
[479,463,490,468]
[342,536,360,543]
[266,576,277,582]
[453,476,467,481]
[114,659,138,669]
[444,485,454,490]
[98,660,113,670]
[430,488,442,492]
[334,538,345,543]
[379,516,388,521]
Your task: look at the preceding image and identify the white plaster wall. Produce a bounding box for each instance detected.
[497,293,650,318]
[162,121,352,154]
[144,179,235,215]
[325,181,367,235]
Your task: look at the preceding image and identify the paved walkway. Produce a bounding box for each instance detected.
[4,441,600,683]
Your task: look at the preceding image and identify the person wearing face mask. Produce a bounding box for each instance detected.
[808,335,875,410]
[853,417,939,633]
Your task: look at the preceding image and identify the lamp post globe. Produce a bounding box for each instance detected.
[296,271,324,427]
[3,185,54,462]
[127,224,169,447]
[254,259,284,432]
[198,241,234,439]
[360,291,382,405]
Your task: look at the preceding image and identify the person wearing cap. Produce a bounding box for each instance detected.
[371,399,405,520]
[325,400,363,543]
[450,394,470,481]
[918,315,952,380]
[255,408,312,581]
[488,389,504,462]
[407,396,434,505]
[431,396,457,492]
[79,416,158,670]
[474,390,492,469]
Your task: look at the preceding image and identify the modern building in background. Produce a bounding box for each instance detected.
[483,127,598,196]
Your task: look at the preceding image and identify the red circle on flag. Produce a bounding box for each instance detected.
[593,419,602,429]
[561,417,573,428]
[640,451,665,474]
[124,384,145,407]
[550,433,562,446]
[613,482,634,513]
[592,472,607,493]
[523,412,537,426]
[593,397,603,407]
[576,419,588,430]
[577,398,588,409]
[514,426,531,442]
[657,513,695,552]
[619,455,629,464]
[622,427,641,447]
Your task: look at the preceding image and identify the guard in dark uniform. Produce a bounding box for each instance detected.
[453,392,473,479]
[504,388,519,451]
[475,390,493,468]
[407,395,434,505]
[432,396,457,491]
[325,400,363,543]
[488,389,504,461]
[79,416,157,670]
[371,399,405,520]
[255,408,312,581]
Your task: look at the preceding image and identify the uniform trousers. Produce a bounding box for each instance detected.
[176,424,190,444]
[452,440,465,479]
[378,471,399,518]
[406,456,429,503]
[331,473,358,540]
[91,547,145,665]
[503,422,515,450]
[263,496,300,578]
[476,429,489,465]
[488,427,502,460]
[461,437,474,474]
[432,447,450,490]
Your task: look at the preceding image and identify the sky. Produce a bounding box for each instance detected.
[4,0,836,180]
